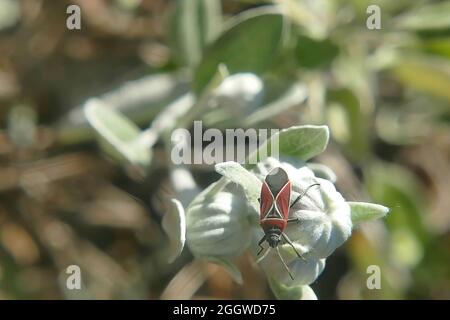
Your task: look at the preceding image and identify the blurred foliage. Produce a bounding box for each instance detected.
[0,0,449,299]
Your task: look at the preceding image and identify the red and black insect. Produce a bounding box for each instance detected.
[257,167,319,279]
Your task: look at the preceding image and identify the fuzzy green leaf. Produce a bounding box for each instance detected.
[307,163,337,182]
[396,2,450,31]
[162,199,186,263]
[349,201,390,225]
[247,125,330,164]
[84,99,152,167]
[170,0,222,66]
[295,34,339,69]
[194,7,285,93]
[215,161,262,202]
[392,56,450,102]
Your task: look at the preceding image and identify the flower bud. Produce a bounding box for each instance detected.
[286,178,352,260]
[186,191,251,258]
[261,251,326,286]
[251,157,352,286]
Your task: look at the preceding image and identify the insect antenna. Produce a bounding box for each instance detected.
[290,183,321,208]
[276,246,294,280]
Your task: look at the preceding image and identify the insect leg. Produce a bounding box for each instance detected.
[255,247,271,264]
[282,233,307,262]
[257,235,266,256]
[276,246,294,280]
[290,183,321,208]
[287,218,299,224]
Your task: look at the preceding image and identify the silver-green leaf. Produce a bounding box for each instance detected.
[244,84,307,126]
[349,201,390,225]
[170,0,222,67]
[307,163,337,182]
[215,161,262,203]
[84,99,152,167]
[162,199,186,263]
[194,7,285,93]
[396,2,450,31]
[248,125,330,163]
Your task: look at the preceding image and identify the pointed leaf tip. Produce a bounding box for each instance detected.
[215,161,262,202]
[349,201,390,225]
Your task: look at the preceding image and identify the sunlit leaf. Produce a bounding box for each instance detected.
[423,37,450,59]
[0,0,20,30]
[248,125,330,164]
[396,2,450,31]
[162,199,186,263]
[275,125,329,160]
[194,7,285,93]
[244,84,308,125]
[170,0,222,66]
[392,56,450,102]
[307,163,337,182]
[215,161,262,203]
[349,202,390,225]
[58,73,189,145]
[170,166,201,208]
[84,99,152,167]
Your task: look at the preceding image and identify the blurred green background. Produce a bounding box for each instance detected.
[0,0,449,299]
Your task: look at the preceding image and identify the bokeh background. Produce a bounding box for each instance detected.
[0,0,449,299]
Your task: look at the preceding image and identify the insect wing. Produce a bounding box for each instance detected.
[275,181,291,220]
[260,181,274,219]
[264,167,291,220]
